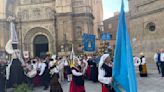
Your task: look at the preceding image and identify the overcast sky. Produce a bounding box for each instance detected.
[102,0,129,20]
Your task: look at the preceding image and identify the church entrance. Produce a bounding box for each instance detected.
[33,35,49,57]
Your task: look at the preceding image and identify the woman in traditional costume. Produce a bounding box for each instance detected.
[32,58,42,87]
[139,53,148,77]
[98,54,115,92]
[70,58,86,92]
[49,59,63,92]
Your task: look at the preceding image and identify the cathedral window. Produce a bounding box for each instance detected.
[146,22,156,32]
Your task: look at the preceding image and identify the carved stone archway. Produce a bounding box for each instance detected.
[24,27,54,57]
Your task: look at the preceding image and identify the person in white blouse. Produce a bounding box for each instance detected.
[70,58,86,92]
[139,53,148,77]
[98,54,114,92]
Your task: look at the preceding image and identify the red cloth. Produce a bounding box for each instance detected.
[70,80,85,92]
[102,85,109,92]
[32,73,41,87]
[86,66,91,79]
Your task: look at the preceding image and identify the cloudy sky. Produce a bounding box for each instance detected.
[102,0,129,20]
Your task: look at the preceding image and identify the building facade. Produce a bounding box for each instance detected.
[103,13,130,49]
[0,0,104,57]
[129,0,164,57]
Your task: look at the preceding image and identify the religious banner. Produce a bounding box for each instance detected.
[101,32,111,41]
[82,33,96,52]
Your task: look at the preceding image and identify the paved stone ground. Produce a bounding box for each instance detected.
[7,63,164,92]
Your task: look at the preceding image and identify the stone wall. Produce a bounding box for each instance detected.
[129,0,164,60]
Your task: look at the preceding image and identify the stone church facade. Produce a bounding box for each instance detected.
[0,0,103,57]
[129,0,164,57]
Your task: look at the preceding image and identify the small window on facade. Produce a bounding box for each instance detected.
[146,22,156,32]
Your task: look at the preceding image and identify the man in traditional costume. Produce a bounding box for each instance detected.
[160,49,164,77]
[98,54,115,92]
[139,53,148,77]
[70,58,86,92]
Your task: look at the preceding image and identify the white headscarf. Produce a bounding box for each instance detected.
[98,54,109,69]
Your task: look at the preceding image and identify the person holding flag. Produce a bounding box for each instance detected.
[98,54,115,92]
[112,0,137,92]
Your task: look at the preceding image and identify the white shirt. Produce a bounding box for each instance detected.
[72,69,83,76]
[82,59,88,71]
[154,53,158,63]
[141,57,146,65]
[39,63,46,76]
[98,68,112,85]
[58,60,64,71]
[64,60,69,66]
[161,53,164,62]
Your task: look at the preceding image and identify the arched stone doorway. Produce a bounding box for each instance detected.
[33,35,49,57]
[24,27,55,57]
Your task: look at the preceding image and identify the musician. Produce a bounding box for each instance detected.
[98,54,115,92]
[70,58,86,92]
[8,52,25,88]
[49,58,63,92]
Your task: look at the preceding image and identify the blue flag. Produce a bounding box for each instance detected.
[112,0,137,92]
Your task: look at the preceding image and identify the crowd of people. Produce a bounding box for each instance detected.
[4,51,115,92]
[2,49,163,92]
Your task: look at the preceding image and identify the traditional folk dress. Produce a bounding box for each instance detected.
[98,54,114,92]
[49,61,63,92]
[139,56,148,77]
[86,59,91,80]
[90,60,98,82]
[40,60,50,90]
[70,67,85,92]
[64,59,72,81]
[32,61,41,87]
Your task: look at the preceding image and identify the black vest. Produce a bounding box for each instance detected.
[72,67,84,86]
[101,64,112,77]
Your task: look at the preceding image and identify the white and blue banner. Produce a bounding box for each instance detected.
[82,33,96,52]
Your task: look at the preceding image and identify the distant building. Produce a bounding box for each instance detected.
[103,12,130,49]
